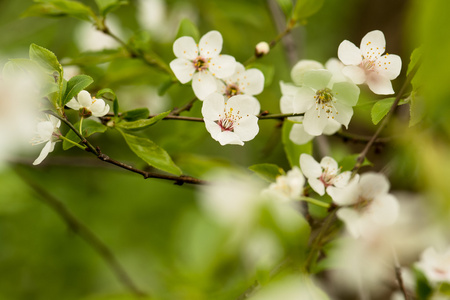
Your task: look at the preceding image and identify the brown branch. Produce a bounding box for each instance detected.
[395,266,410,300]
[170,97,198,116]
[14,168,148,298]
[334,130,393,145]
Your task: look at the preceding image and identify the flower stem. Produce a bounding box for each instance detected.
[299,197,330,208]
[59,136,87,150]
[79,117,84,136]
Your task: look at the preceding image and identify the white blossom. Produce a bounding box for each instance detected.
[170,31,236,100]
[31,115,61,165]
[66,90,110,117]
[300,154,351,196]
[201,93,259,146]
[338,30,402,95]
[255,41,270,56]
[264,167,305,202]
[416,246,450,284]
[328,172,399,239]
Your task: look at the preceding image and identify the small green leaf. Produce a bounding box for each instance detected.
[409,91,425,127]
[249,164,285,182]
[63,119,107,150]
[129,31,151,53]
[29,43,62,74]
[282,120,312,167]
[95,0,128,16]
[118,130,182,176]
[414,268,433,300]
[121,108,150,121]
[116,111,170,131]
[62,75,93,106]
[96,88,116,102]
[275,0,293,17]
[338,154,372,172]
[23,0,96,21]
[292,0,324,22]
[371,97,395,125]
[175,18,200,41]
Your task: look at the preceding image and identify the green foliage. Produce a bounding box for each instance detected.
[176,18,200,41]
[275,0,293,18]
[63,119,108,150]
[94,0,128,16]
[371,97,395,125]
[115,111,170,131]
[62,75,94,106]
[292,0,324,23]
[22,0,96,22]
[414,268,433,300]
[66,49,128,66]
[249,163,285,182]
[118,130,182,176]
[120,108,150,121]
[96,88,118,116]
[407,47,425,127]
[282,120,313,167]
[338,154,372,172]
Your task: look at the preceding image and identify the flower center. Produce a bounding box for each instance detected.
[216,106,243,132]
[353,196,372,212]
[225,84,241,97]
[193,57,209,71]
[319,167,338,187]
[314,88,338,119]
[361,58,376,72]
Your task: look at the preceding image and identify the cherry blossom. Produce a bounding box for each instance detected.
[31,115,61,165]
[66,90,110,117]
[170,30,236,100]
[265,167,305,202]
[300,154,351,196]
[255,41,270,57]
[201,93,259,146]
[416,246,450,284]
[338,30,402,95]
[327,172,399,239]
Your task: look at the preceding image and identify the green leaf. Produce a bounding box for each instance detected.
[29,43,62,74]
[276,0,293,17]
[63,119,107,150]
[65,49,128,66]
[175,18,200,41]
[371,97,395,125]
[116,111,170,131]
[414,268,433,300]
[338,154,372,172]
[96,88,116,102]
[282,120,312,167]
[95,0,128,16]
[121,108,150,121]
[439,283,450,296]
[118,130,182,176]
[249,164,285,182]
[407,47,423,89]
[409,91,425,127]
[23,0,96,21]
[62,75,93,106]
[292,0,324,22]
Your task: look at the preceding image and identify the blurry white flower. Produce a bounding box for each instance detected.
[300,154,351,196]
[66,90,110,117]
[169,30,236,100]
[264,167,305,202]
[74,16,123,52]
[338,30,402,95]
[201,93,259,146]
[255,41,270,57]
[31,115,61,165]
[328,172,400,239]
[325,58,350,84]
[416,246,450,284]
[290,59,324,86]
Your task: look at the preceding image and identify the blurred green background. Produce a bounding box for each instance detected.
[0,0,448,299]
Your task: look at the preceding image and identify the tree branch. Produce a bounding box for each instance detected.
[14,168,148,298]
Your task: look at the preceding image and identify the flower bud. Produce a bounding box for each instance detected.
[255,41,270,57]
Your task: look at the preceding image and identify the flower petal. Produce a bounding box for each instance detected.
[366,73,394,95]
[333,171,351,187]
[375,54,402,80]
[192,71,217,100]
[309,177,325,196]
[217,131,244,146]
[233,115,259,142]
[66,98,82,110]
[237,68,264,96]
[320,156,339,173]
[300,153,322,179]
[322,119,341,135]
[90,99,106,116]
[359,172,390,200]
[209,55,236,78]
[291,59,324,86]
[92,103,110,117]
[336,207,362,239]
[78,90,93,108]
[289,123,314,145]
[333,102,353,128]
[33,141,54,165]
[368,193,399,226]
[199,30,222,58]
[204,118,221,138]
[36,121,55,141]
[342,65,366,84]
[333,81,360,106]
[280,81,299,97]
[173,36,198,60]
[338,40,363,65]
[170,58,196,84]
[303,70,333,90]
[202,92,225,120]
[327,174,360,206]
[292,87,315,113]
[226,95,259,116]
[303,106,328,136]
[360,30,386,60]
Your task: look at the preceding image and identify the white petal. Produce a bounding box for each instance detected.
[342,66,366,84]
[338,40,363,65]
[309,177,325,196]
[78,90,92,108]
[327,174,360,206]
[204,118,221,138]
[173,36,198,60]
[303,70,332,90]
[359,172,390,200]
[169,58,196,84]
[291,59,324,86]
[33,141,54,165]
[49,116,61,128]
[367,193,399,226]
[36,121,55,141]
[192,71,217,100]
[201,92,225,120]
[199,30,222,58]
[322,119,341,135]
[280,81,299,97]
[332,81,360,107]
[247,96,261,115]
[360,30,386,60]
[288,123,314,145]
[375,54,402,80]
[292,87,315,113]
[226,95,259,116]
[92,103,110,117]
[90,99,106,116]
[333,171,351,187]
[66,98,82,110]
[333,102,353,128]
[299,153,322,179]
[238,68,264,96]
[233,115,259,142]
[336,207,362,239]
[325,58,348,83]
[209,55,236,78]
[366,73,394,95]
[303,107,328,136]
[217,131,244,146]
[320,156,339,173]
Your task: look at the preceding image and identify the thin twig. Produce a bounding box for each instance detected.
[170,97,198,116]
[14,168,148,298]
[392,246,410,300]
[334,130,393,145]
